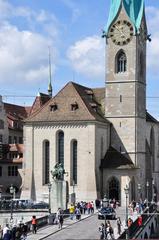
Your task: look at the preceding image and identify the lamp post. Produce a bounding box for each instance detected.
[146,181,149,207]
[103,195,108,240]
[137,183,141,201]
[48,182,52,214]
[10,184,14,221]
[124,185,129,240]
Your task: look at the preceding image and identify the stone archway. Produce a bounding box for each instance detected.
[108,177,120,201]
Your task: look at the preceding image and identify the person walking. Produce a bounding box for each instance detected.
[31,216,37,234]
[117,217,122,235]
[99,223,105,239]
[75,207,81,220]
[69,204,75,220]
[58,210,64,229]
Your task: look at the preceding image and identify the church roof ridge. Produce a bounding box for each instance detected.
[104,0,145,34]
[25,81,109,124]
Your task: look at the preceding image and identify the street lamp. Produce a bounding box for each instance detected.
[137,183,141,201]
[9,184,14,221]
[146,181,149,207]
[48,182,52,214]
[102,195,109,240]
[124,185,129,240]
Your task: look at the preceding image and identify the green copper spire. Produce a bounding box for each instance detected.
[104,0,144,34]
[48,46,53,97]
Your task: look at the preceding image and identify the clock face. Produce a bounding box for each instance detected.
[109,20,134,46]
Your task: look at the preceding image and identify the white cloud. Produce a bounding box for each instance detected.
[0,22,56,85]
[0,0,59,88]
[67,36,105,78]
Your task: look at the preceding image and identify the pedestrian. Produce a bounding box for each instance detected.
[15,226,22,240]
[117,217,121,235]
[128,218,133,227]
[11,224,17,240]
[75,207,81,220]
[3,230,11,240]
[21,223,28,239]
[91,201,94,213]
[99,223,105,239]
[2,224,9,238]
[31,216,37,234]
[137,215,142,227]
[58,210,64,229]
[0,225,3,240]
[69,204,75,220]
[109,225,114,239]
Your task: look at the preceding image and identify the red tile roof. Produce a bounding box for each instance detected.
[25,82,109,124]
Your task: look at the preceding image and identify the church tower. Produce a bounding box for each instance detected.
[104,0,148,196]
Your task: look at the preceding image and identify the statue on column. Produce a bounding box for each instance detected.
[51,163,66,180]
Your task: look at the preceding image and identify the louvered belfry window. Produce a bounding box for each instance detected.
[116,51,127,73]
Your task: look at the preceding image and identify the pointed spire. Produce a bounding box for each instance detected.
[104,0,145,34]
[48,46,53,98]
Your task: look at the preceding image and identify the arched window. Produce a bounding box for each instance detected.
[57,131,64,165]
[43,140,50,185]
[116,50,127,73]
[70,140,78,185]
[72,140,77,184]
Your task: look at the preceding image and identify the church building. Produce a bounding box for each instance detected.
[22,0,159,206]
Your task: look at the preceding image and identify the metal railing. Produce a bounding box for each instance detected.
[118,204,156,239]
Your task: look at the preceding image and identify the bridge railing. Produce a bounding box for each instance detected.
[118,204,156,239]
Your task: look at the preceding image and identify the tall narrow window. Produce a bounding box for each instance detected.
[116,50,127,73]
[43,140,50,184]
[72,140,77,184]
[58,131,64,166]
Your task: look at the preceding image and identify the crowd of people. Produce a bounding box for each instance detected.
[0,222,28,240]
[0,216,37,240]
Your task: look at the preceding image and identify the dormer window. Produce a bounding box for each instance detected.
[91,103,98,112]
[50,103,58,112]
[85,89,93,100]
[71,102,78,111]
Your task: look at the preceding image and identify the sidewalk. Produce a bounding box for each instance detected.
[27,213,92,240]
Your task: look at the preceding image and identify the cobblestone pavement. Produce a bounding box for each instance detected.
[27,207,138,240]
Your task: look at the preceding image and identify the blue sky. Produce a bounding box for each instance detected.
[1,0,159,117]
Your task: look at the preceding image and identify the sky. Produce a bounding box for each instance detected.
[0,0,159,117]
